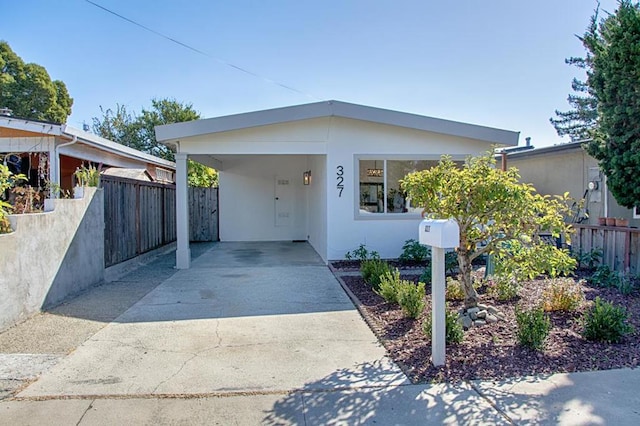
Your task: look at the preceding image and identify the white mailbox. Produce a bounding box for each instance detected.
[419,219,459,249]
[418,218,460,367]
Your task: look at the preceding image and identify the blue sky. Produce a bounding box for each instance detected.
[3,0,619,147]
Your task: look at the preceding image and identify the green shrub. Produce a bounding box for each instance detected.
[573,248,603,270]
[445,251,458,274]
[397,281,426,319]
[542,278,585,312]
[487,274,520,301]
[422,307,464,344]
[376,269,402,304]
[399,239,430,263]
[515,306,551,350]
[617,273,636,296]
[445,276,465,301]
[0,164,26,234]
[361,259,392,291]
[590,267,636,295]
[582,297,634,343]
[420,265,432,284]
[590,264,617,288]
[495,240,577,281]
[346,243,380,261]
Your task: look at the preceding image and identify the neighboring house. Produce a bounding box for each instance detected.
[101,168,154,181]
[156,100,519,268]
[0,114,176,192]
[505,140,639,228]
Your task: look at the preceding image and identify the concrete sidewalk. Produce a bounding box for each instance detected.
[2,242,640,424]
[3,368,640,424]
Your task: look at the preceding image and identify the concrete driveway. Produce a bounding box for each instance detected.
[19,242,407,398]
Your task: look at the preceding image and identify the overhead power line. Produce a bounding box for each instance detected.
[84,0,319,101]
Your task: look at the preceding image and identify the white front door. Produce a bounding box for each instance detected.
[275,176,293,227]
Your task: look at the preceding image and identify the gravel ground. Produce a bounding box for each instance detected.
[337,268,640,383]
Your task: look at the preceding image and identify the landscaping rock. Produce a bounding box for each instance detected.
[473,320,487,326]
[487,306,500,315]
[485,313,499,323]
[476,310,487,319]
[461,315,472,330]
[467,307,480,316]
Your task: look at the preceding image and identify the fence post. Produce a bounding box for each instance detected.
[135,182,141,256]
[161,187,166,245]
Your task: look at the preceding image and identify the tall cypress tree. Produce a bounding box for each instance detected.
[583,1,640,208]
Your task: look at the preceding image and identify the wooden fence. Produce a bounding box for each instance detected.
[189,186,218,242]
[102,176,218,267]
[571,224,640,274]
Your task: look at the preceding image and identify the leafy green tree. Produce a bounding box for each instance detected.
[402,152,574,309]
[137,98,200,160]
[92,98,217,187]
[582,1,640,208]
[0,41,73,123]
[91,104,140,147]
[188,161,218,187]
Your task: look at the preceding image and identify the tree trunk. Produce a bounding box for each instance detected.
[458,250,478,308]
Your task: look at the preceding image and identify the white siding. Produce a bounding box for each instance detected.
[219,155,308,241]
[325,117,493,260]
[307,155,327,262]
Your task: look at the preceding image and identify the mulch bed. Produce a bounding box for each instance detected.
[336,264,640,383]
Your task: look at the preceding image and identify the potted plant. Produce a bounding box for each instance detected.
[74,164,101,198]
[615,217,629,227]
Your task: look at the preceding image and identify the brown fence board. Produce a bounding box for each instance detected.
[103,176,177,267]
[189,187,218,242]
[572,224,640,274]
[103,176,217,267]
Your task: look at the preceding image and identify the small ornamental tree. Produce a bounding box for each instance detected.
[401,152,574,309]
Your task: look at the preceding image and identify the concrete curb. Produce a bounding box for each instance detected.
[104,242,177,282]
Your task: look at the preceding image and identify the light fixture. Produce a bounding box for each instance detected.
[303,170,311,185]
[367,159,383,177]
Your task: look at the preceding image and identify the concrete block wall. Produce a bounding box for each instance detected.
[0,188,104,331]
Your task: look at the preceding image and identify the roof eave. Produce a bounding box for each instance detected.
[155,100,519,146]
[0,116,63,136]
[62,125,176,169]
[507,140,587,159]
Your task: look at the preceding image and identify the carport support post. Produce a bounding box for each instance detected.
[175,152,191,269]
[431,246,446,366]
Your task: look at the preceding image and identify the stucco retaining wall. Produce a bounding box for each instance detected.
[0,187,104,331]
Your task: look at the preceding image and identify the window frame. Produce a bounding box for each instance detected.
[353,154,463,221]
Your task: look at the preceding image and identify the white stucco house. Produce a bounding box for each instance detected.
[155,100,519,268]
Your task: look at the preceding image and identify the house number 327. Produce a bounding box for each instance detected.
[336,165,344,197]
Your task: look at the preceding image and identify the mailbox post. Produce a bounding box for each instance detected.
[418,219,460,366]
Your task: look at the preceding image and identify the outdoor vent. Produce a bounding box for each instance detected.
[0,107,12,116]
